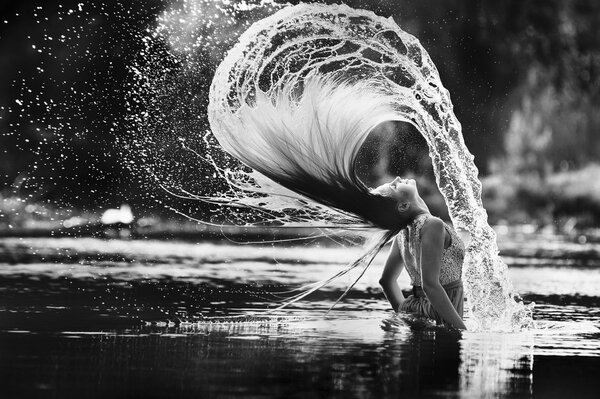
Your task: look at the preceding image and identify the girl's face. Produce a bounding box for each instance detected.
[374,177,418,202]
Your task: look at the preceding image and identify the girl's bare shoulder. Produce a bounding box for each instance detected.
[420,215,445,240]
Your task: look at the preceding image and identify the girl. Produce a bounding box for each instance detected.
[373,177,466,330]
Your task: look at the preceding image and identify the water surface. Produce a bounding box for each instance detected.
[0,236,599,398]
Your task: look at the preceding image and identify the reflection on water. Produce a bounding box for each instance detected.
[1,238,600,398]
[460,332,534,398]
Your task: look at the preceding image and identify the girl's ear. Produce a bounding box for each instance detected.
[397,202,410,213]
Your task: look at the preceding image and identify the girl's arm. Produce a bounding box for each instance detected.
[379,238,406,312]
[420,218,467,330]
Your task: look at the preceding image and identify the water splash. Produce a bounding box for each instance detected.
[124,0,290,226]
[203,3,534,330]
[125,2,533,330]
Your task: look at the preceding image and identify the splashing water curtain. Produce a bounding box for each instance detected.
[133,3,534,331]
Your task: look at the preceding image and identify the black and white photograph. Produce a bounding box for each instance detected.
[1,0,599,397]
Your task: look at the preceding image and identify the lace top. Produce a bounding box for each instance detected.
[396,213,465,286]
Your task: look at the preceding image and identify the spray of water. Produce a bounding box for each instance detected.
[126,1,534,331]
[206,3,534,330]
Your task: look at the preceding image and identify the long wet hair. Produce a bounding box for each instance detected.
[214,76,412,230]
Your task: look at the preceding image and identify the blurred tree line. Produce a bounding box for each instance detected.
[475,0,600,226]
[1,0,599,227]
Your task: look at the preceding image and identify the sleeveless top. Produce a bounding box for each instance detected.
[396,213,465,287]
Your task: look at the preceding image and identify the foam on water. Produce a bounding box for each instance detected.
[127,2,534,331]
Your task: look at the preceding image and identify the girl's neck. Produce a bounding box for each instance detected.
[413,210,429,219]
[408,196,430,218]
[405,207,430,225]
